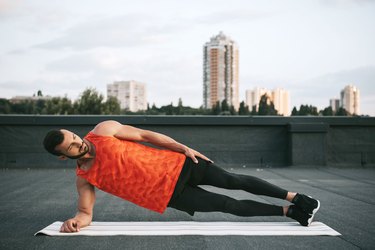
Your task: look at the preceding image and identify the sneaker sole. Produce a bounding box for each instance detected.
[307,199,320,226]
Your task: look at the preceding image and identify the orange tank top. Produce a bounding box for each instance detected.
[76,132,186,213]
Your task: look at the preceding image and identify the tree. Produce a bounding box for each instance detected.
[176,98,183,115]
[11,100,33,114]
[34,99,46,114]
[60,96,73,114]
[0,99,11,114]
[45,97,69,114]
[336,107,349,116]
[161,102,174,115]
[238,101,250,115]
[250,105,257,115]
[219,99,234,115]
[258,94,277,115]
[221,100,229,112]
[74,88,104,114]
[229,105,237,115]
[295,104,318,116]
[45,97,59,114]
[102,96,121,115]
[291,106,298,116]
[145,103,160,115]
[320,106,334,116]
[212,101,221,115]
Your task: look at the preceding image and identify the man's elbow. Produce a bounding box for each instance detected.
[77,207,93,218]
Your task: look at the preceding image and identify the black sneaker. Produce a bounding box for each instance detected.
[286,205,313,226]
[292,193,320,215]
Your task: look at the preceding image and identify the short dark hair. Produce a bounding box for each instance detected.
[43,130,65,156]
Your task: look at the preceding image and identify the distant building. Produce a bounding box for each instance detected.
[340,85,360,115]
[329,98,340,112]
[10,95,51,104]
[271,88,290,116]
[246,87,270,112]
[246,87,290,116]
[107,80,147,112]
[203,31,239,110]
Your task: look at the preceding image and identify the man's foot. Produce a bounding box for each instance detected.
[292,193,320,215]
[286,205,313,226]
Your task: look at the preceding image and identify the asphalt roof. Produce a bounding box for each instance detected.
[1,167,374,250]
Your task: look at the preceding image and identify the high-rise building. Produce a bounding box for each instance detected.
[329,98,340,112]
[246,87,290,116]
[340,84,360,115]
[203,31,239,110]
[107,80,147,112]
[271,88,290,116]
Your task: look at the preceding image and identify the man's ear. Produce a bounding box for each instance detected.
[58,155,67,160]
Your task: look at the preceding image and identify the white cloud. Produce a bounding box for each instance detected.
[33,14,180,51]
[319,0,375,7]
[194,9,272,25]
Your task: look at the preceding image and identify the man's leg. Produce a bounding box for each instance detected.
[198,163,288,200]
[175,158,320,225]
[169,185,284,217]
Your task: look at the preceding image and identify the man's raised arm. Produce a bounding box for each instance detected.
[60,177,96,233]
[93,120,213,164]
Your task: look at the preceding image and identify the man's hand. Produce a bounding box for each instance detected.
[184,147,213,164]
[60,218,81,233]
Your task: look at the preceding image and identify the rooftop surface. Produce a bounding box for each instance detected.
[1,166,374,250]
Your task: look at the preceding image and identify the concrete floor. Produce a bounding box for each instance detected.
[1,167,374,250]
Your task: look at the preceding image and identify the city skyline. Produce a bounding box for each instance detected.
[1,0,374,115]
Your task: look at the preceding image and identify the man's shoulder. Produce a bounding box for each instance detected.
[91,120,120,136]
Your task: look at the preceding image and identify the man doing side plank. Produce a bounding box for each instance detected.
[43,120,320,233]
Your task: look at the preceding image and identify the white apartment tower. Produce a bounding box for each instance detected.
[340,84,360,115]
[107,80,147,112]
[271,88,290,116]
[246,87,290,116]
[203,31,239,110]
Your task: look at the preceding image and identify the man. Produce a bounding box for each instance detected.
[43,120,320,233]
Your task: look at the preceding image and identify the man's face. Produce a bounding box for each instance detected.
[55,129,90,160]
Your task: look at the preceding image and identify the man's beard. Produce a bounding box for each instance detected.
[66,141,90,160]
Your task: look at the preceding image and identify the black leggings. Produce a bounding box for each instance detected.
[168,158,288,217]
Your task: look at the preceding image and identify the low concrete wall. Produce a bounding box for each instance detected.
[0,115,374,168]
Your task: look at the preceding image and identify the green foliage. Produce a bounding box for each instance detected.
[292,105,350,116]
[74,88,104,114]
[291,106,298,116]
[238,101,250,115]
[0,88,121,115]
[291,104,318,116]
[320,106,334,116]
[335,107,349,116]
[0,99,12,114]
[0,88,353,116]
[212,101,221,115]
[102,96,121,115]
[250,105,257,115]
[258,94,277,115]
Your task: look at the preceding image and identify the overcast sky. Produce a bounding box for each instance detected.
[1,0,374,115]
